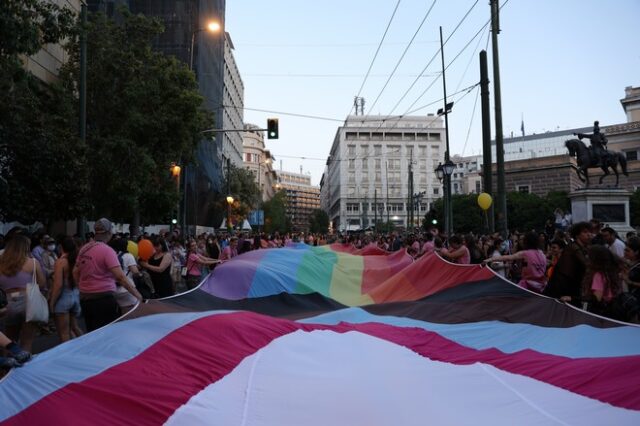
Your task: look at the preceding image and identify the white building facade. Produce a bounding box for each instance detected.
[242,124,277,202]
[221,32,244,167]
[321,115,445,231]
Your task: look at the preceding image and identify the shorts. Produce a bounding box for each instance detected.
[4,292,26,327]
[115,287,138,308]
[53,287,82,316]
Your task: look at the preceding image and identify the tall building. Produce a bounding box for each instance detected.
[321,115,445,231]
[123,0,230,228]
[221,32,244,167]
[276,170,320,233]
[242,124,277,202]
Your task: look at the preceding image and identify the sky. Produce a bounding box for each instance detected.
[226,0,640,186]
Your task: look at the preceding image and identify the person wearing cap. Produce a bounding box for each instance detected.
[73,218,142,332]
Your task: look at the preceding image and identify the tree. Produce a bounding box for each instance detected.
[309,209,329,234]
[0,0,88,224]
[58,9,211,224]
[262,190,290,234]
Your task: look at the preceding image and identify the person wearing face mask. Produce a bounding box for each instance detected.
[41,237,58,296]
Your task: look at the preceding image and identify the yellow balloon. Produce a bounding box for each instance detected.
[127,240,139,259]
[477,192,493,210]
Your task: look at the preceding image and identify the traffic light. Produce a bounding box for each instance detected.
[267,118,279,139]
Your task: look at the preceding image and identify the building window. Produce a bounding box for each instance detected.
[375,159,381,169]
[375,171,381,182]
[348,145,356,155]
[361,144,368,155]
[348,171,355,183]
[347,203,359,212]
[625,150,638,161]
[362,158,368,169]
[517,185,530,194]
[387,145,400,155]
[433,188,439,195]
[348,187,356,196]
[374,145,382,155]
[348,159,355,169]
[475,181,481,193]
[419,145,427,156]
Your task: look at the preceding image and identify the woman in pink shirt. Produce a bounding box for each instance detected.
[219,237,239,261]
[184,240,220,290]
[483,232,547,292]
[440,235,470,264]
[583,244,621,316]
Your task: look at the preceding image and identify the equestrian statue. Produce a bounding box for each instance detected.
[565,121,628,187]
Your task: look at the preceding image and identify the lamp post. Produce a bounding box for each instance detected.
[438,26,455,237]
[226,195,234,232]
[182,20,221,235]
[170,163,181,232]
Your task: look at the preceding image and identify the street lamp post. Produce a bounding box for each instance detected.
[226,195,234,232]
[439,26,455,237]
[182,20,221,235]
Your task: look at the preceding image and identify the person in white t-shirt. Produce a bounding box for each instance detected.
[110,237,140,313]
[601,226,625,259]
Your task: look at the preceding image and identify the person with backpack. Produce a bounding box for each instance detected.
[73,219,142,332]
[109,238,140,313]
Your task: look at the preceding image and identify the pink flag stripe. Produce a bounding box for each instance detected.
[4,312,639,425]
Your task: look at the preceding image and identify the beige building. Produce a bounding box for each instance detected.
[242,124,277,202]
[488,86,640,196]
[22,1,81,83]
[276,170,320,233]
[221,32,245,168]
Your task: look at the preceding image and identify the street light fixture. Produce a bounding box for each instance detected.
[226,195,234,232]
[435,163,444,181]
[443,160,455,177]
[190,20,222,71]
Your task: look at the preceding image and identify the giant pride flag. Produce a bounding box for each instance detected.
[1,243,639,425]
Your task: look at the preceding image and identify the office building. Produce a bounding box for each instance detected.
[321,115,445,231]
[277,170,320,233]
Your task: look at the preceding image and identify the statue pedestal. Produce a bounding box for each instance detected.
[569,188,634,236]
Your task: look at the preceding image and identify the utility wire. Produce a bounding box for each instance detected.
[365,0,438,116]
[355,0,402,101]
[381,0,480,121]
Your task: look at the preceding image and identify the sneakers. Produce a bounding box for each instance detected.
[5,342,32,364]
[0,357,22,369]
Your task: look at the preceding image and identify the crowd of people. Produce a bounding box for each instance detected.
[1,214,639,371]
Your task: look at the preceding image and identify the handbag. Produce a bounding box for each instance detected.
[25,259,49,323]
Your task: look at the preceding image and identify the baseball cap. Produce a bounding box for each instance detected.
[94,218,113,234]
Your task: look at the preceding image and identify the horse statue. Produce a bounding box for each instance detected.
[565,139,628,187]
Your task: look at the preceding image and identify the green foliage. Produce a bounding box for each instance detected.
[0,0,87,223]
[223,164,261,217]
[263,190,290,234]
[59,10,212,223]
[0,0,74,59]
[309,209,329,234]
[630,188,640,228]
[374,221,396,233]
[424,190,573,235]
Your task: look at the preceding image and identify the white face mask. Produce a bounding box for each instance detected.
[47,244,56,252]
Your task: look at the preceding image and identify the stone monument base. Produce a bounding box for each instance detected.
[569,188,635,237]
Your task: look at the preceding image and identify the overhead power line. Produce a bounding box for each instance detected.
[366,0,438,116]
